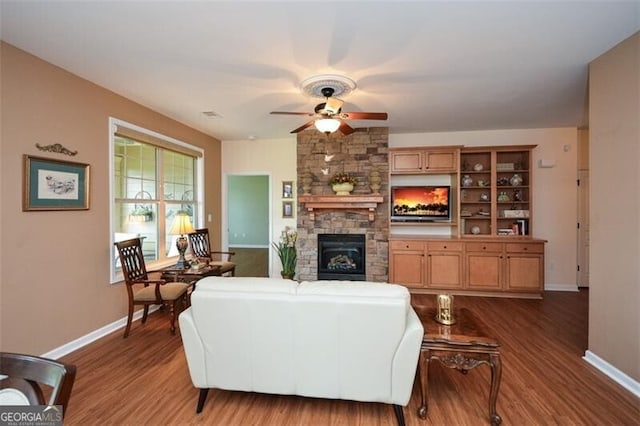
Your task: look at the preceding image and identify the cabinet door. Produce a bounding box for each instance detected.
[505,254,543,291]
[390,251,425,287]
[465,252,502,290]
[427,252,463,288]
[425,151,457,173]
[389,151,424,174]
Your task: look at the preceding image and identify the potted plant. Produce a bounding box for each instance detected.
[329,172,359,195]
[272,226,298,279]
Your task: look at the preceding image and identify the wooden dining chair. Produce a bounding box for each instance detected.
[0,352,76,418]
[114,238,190,338]
[188,228,236,276]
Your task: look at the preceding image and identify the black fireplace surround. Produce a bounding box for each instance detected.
[317,234,366,281]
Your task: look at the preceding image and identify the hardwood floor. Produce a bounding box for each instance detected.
[229,247,269,277]
[60,289,639,425]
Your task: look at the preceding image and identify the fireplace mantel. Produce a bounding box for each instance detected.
[298,194,384,221]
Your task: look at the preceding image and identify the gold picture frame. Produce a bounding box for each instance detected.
[282,200,294,218]
[23,155,90,211]
[282,181,293,198]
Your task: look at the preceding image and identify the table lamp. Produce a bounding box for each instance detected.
[169,210,194,269]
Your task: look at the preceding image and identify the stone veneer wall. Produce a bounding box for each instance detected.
[296,127,389,282]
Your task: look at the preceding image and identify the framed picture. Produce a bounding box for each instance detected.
[282,181,293,198]
[23,155,90,211]
[282,200,294,218]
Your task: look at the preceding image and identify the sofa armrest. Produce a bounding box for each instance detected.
[178,308,208,388]
[391,307,424,405]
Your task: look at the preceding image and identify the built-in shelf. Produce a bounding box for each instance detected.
[298,194,384,221]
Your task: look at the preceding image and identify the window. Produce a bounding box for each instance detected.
[110,119,203,282]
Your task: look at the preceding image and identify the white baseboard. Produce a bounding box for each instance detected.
[42,306,160,360]
[544,283,579,292]
[583,350,640,398]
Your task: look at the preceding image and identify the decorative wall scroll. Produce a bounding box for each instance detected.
[35,143,78,156]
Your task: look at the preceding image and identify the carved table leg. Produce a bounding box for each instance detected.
[489,352,502,425]
[417,349,430,419]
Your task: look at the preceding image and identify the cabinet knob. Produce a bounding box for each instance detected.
[443,245,447,249]
[482,246,487,250]
[523,247,528,251]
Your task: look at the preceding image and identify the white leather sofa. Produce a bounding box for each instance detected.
[179,277,424,425]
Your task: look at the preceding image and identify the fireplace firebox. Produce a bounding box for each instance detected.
[317,234,366,281]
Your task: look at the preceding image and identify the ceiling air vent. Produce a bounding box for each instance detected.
[201,111,222,118]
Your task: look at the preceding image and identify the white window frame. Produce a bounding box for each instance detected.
[109,117,204,283]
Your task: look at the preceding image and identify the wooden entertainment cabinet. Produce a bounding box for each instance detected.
[388,145,545,298]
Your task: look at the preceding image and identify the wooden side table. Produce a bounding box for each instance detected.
[160,264,221,284]
[414,307,502,425]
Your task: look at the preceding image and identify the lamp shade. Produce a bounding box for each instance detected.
[169,211,194,235]
[314,118,341,134]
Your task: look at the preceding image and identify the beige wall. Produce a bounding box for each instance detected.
[588,32,639,381]
[0,42,222,354]
[221,137,297,276]
[391,128,579,289]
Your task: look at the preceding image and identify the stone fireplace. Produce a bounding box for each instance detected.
[296,127,389,282]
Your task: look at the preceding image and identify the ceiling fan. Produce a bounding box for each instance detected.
[270,87,388,135]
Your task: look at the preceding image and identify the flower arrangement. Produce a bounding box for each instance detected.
[272,226,298,278]
[329,172,359,186]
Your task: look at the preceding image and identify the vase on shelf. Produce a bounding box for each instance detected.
[301,171,313,195]
[510,173,523,186]
[332,182,354,195]
[368,167,382,194]
[280,271,294,280]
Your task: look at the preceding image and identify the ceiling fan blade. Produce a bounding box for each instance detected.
[271,111,314,116]
[338,121,355,135]
[341,112,388,120]
[290,120,315,133]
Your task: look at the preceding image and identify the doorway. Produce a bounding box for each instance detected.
[226,175,270,277]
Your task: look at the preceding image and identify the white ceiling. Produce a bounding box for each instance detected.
[1,1,638,141]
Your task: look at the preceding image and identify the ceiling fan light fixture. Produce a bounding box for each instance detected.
[314,118,341,134]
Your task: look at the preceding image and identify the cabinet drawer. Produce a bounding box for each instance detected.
[506,243,544,254]
[465,242,503,253]
[390,240,425,251]
[428,241,464,251]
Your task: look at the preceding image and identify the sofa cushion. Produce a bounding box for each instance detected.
[293,280,411,402]
[190,277,298,395]
[195,276,298,294]
[298,280,410,299]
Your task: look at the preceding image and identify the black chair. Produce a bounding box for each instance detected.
[0,352,76,418]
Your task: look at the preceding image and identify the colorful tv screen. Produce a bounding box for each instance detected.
[391,186,451,221]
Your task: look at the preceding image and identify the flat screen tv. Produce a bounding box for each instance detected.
[390,186,451,222]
